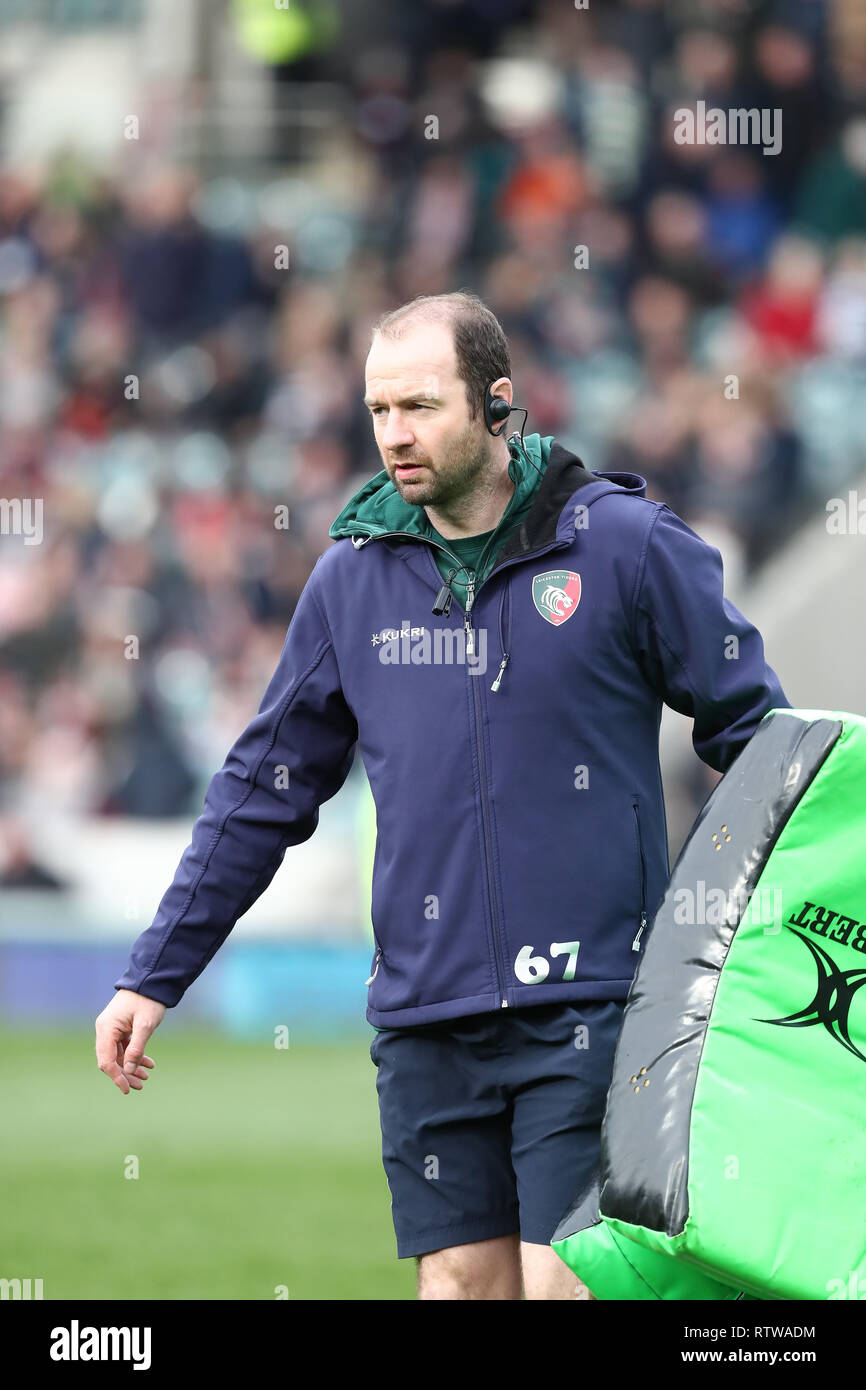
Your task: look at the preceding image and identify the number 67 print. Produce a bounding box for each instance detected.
[514,941,581,983]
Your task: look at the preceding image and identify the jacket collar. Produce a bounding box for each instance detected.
[330,432,552,544]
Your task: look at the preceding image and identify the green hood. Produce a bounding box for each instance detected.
[329,431,553,573]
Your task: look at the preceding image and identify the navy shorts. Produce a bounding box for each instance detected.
[369,999,625,1259]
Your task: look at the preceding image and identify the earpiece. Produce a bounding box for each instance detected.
[484,386,513,437]
[483,381,536,470]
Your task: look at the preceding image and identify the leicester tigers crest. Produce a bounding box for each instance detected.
[532,571,582,626]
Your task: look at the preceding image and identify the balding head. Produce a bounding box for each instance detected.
[371,291,511,422]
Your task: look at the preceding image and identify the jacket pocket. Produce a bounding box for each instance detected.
[632,798,648,952]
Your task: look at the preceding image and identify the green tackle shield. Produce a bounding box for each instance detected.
[554,708,866,1301]
[554,1175,754,1301]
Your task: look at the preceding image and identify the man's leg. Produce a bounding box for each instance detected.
[507,1000,626,1299]
[369,1018,522,1296]
[520,1240,594,1300]
[417,1238,593,1299]
[417,1234,522,1300]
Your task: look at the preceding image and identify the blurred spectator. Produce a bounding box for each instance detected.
[739,234,824,361]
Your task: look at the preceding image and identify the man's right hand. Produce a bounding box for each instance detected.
[95,988,166,1095]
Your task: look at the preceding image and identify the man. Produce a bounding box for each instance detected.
[96,291,791,1300]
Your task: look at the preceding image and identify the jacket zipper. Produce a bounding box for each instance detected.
[632,800,647,951]
[464,576,475,655]
[466,605,510,1008]
[491,582,510,692]
[490,655,509,693]
[365,946,382,986]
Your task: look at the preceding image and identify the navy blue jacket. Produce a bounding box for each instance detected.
[115,439,790,1025]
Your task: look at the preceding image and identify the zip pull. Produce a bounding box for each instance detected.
[432,568,458,617]
[464,576,475,657]
[491,653,510,692]
[365,949,382,986]
[632,912,647,952]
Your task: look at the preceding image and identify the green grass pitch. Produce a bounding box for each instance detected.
[0,1027,414,1300]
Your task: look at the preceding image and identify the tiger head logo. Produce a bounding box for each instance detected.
[532,571,582,626]
[539,585,574,618]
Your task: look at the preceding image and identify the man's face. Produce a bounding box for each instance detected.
[364,320,493,509]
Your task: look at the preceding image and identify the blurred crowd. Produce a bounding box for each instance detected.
[2,0,866,882]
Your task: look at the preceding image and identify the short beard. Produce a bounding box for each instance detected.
[388,418,494,510]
